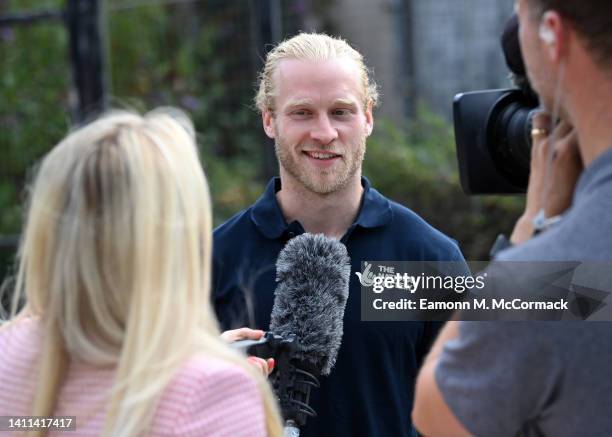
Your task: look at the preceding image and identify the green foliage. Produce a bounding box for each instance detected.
[202,146,266,225]
[0,1,524,272]
[364,108,525,260]
[0,1,69,237]
[105,1,267,225]
[0,0,70,284]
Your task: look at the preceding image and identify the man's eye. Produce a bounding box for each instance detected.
[333,109,350,117]
[292,110,310,117]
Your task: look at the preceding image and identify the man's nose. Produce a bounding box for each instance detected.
[310,114,338,145]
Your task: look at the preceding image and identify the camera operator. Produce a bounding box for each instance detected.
[412,1,612,436]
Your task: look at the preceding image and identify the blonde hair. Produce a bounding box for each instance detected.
[255,32,379,113]
[4,109,282,437]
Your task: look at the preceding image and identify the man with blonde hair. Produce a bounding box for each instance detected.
[213,33,466,437]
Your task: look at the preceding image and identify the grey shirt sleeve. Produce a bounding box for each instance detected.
[434,321,562,437]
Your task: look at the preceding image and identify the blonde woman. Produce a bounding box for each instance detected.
[0,109,282,437]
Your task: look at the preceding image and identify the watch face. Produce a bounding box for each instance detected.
[533,210,563,233]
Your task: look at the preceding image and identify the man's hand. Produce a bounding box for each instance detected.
[221,327,275,377]
[510,111,583,244]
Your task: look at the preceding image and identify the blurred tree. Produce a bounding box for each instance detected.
[0,0,69,282]
[0,0,525,292]
[106,0,268,223]
[364,107,524,259]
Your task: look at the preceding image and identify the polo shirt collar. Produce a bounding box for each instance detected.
[355,176,393,228]
[249,178,287,239]
[250,177,392,239]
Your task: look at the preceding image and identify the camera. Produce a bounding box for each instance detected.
[453,14,540,195]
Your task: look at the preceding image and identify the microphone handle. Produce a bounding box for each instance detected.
[284,421,300,437]
[229,337,269,351]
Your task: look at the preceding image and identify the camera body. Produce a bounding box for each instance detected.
[453,13,542,195]
[454,88,539,194]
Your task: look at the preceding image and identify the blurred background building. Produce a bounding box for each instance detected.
[327,0,514,121]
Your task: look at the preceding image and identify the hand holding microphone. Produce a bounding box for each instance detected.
[231,233,351,435]
[221,327,275,376]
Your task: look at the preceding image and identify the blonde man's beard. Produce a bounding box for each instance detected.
[275,136,366,195]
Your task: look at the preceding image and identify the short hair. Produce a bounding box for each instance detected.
[526,0,612,69]
[255,32,379,113]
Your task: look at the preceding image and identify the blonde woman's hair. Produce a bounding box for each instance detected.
[4,109,282,437]
[255,32,379,113]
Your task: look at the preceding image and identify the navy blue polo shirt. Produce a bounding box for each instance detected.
[213,177,466,437]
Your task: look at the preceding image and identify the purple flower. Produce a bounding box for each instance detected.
[181,95,201,111]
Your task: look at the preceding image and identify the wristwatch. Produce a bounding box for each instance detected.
[532,209,563,235]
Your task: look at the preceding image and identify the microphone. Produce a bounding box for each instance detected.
[232,233,351,435]
[271,232,351,375]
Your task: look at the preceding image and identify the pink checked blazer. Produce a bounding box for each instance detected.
[0,317,267,436]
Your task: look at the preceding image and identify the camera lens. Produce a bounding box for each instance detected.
[486,92,538,189]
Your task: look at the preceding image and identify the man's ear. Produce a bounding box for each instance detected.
[262,109,276,139]
[540,11,565,63]
[364,101,374,137]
